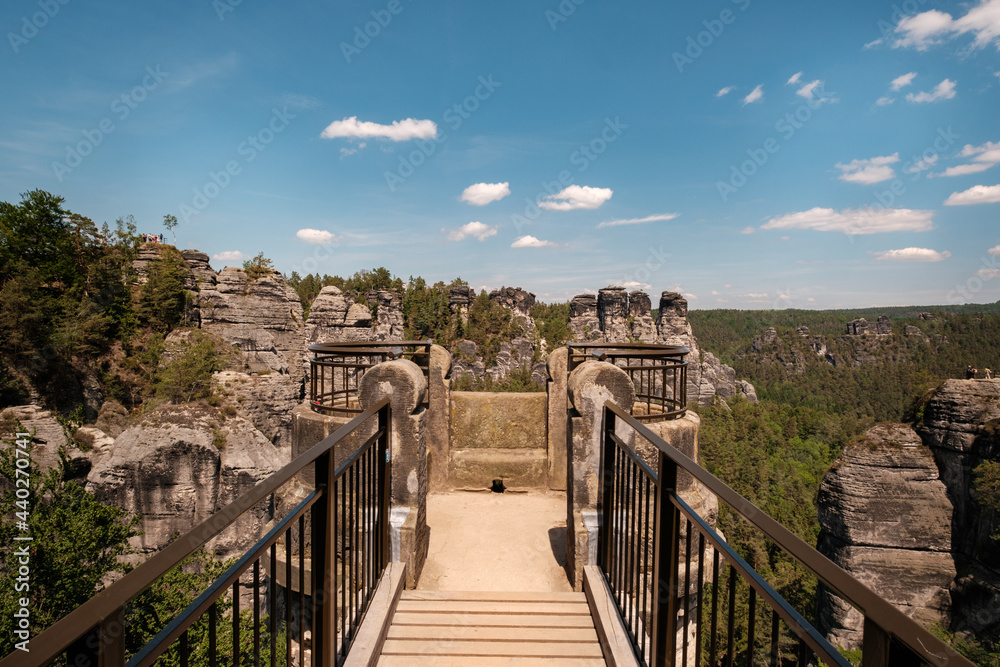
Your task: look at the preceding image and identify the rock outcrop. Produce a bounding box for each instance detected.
[917,379,1000,639]
[818,380,1000,646]
[0,404,92,477]
[847,315,892,336]
[198,267,306,383]
[565,289,756,406]
[87,403,284,560]
[817,423,956,648]
[448,286,475,323]
[213,371,301,449]
[304,286,404,346]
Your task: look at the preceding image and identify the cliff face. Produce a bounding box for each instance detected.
[568,289,757,406]
[86,403,284,560]
[918,379,1000,639]
[817,423,955,649]
[817,380,1000,646]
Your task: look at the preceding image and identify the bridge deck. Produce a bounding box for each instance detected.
[377,589,607,666]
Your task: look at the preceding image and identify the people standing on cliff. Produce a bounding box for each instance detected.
[966,365,978,379]
[986,368,993,379]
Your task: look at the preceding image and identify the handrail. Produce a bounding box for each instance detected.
[309,340,431,415]
[569,342,688,421]
[601,400,975,667]
[1,396,392,667]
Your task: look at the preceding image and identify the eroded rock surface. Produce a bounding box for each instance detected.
[87,403,284,560]
[817,423,955,649]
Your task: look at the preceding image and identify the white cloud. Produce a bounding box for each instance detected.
[786,71,803,85]
[213,250,245,262]
[960,140,1000,163]
[906,79,956,103]
[894,0,1000,50]
[836,153,900,184]
[444,221,498,242]
[741,226,755,234]
[296,228,340,245]
[936,163,995,177]
[796,80,822,99]
[340,141,366,157]
[978,268,1000,278]
[596,213,679,228]
[944,184,1000,205]
[539,185,613,211]
[890,72,917,90]
[745,293,769,299]
[742,84,764,105]
[621,281,652,290]
[894,9,961,49]
[511,235,558,248]
[761,206,935,234]
[460,182,510,206]
[716,86,734,97]
[320,116,437,141]
[907,154,939,172]
[873,247,951,262]
[876,95,895,106]
[989,244,1000,256]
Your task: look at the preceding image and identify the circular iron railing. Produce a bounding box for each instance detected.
[309,341,431,415]
[568,342,689,421]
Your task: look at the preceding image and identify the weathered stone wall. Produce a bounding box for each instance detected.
[448,392,548,490]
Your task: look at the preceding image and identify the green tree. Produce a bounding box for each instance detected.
[242,252,274,282]
[162,213,178,244]
[0,448,140,653]
[153,331,234,404]
[136,247,189,332]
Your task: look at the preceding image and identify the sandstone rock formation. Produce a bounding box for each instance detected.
[213,371,301,449]
[87,403,284,559]
[565,289,756,406]
[817,423,955,648]
[847,315,891,336]
[198,267,306,385]
[304,286,404,346]
[448,286,475,323]
[0,404,92,477]
[917,379,1000,639]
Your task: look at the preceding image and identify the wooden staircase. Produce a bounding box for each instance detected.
[376,590,607,666]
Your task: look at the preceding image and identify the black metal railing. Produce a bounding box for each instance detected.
[309,341,431,415]
[1,398,392,667]
[598,401,975,667]
[569,343,688,421]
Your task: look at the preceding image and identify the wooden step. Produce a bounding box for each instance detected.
[378,590,607,665]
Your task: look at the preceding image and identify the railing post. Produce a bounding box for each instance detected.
[312,449,337,666]
[378,402,391,569]
[861,618,922,667]
[650,449,679,667]
[598,406,615,571]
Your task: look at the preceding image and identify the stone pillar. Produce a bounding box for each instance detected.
[359,359,429,588]
[546,347,569,491]
[566,360,635,590]
[426,344,453,492]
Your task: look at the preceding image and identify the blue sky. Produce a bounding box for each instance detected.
[3,0,999,308]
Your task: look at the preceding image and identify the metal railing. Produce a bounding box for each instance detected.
[598,401,975,667]
[1,398,392,667]
[309,341,431,415]
[569,343,688,421]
